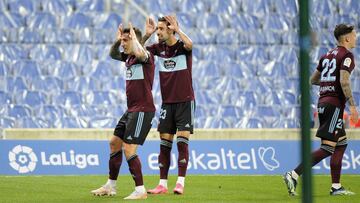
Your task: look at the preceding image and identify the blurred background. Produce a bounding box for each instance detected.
[0,0,359,130]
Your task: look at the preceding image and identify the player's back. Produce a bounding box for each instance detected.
[317,46,355,108]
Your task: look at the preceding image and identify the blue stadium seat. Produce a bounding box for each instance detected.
[101,76,125,91]
[66,76,100,92]
[196,13,226,29]
[8,0,39,16]
[76,0,104,12]
[89,116,117,128]
[57,116,88,128]
[0,77,6,91]
[29,45,62,61]
[85,91,116,106]
[180,0,211,14]
[8,104,32,119]
[18,28,42,43]
[6,76,29,92]
[44,29,76,43]
[203,117,234,128]
[0,62,9,76]
[274,0,298,16]
[91,60,115,81]
[177,13,195,29]
[241,0,271,16]
[65,12,93,29]
[0,91,12,104]
[218,105,243,118]
[13,60,41,78]
[41,0,73,15]
[15,90,47,107]
[26,12,57,29]
[93,29,115,44]
[55,91,82,106]
[52,61,79,80]
[263,14,292,31]
[18,117,51,128]
[61,44,94,65]
[1,44,28,63]
[0,12,25,28]
[235,117,264,128]
[0,117,15,128]
[31,76,63,92]
[35,104,68,121]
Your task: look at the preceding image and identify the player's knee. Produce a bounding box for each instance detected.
[320,143,335,154]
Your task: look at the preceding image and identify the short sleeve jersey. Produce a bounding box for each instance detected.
[316,46,355,108]
[147,40,195,103]
[120,53,156,112]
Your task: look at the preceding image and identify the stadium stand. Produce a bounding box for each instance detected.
[0,0,359,128]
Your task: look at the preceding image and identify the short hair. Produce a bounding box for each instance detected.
[123,27,142,42]
[158,16,175,34]
[158,17,170,25]
[334,24,354,41]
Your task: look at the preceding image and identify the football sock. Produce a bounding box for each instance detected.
[109,150,122,180]
[159,138,172,180]
[330,145,347,184]
[177,136,189,177]
[294,148,332,175]
[135,185,146,193]
[176,176,185,187]
[332,183,342,189]
[127,154,143,186]
[106,179,117,188]
[159,179,168,188]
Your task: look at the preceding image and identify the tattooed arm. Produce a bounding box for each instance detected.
[340,69,359,122]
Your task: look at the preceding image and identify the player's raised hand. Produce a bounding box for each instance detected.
[128,22,136,41]
[145,16,157,36]
[117,24,123,41]
[349,106,359,123]
[164,15,179,33]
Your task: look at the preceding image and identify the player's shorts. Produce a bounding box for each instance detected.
[113,111,155,145]
[158,100,195,135]
[316,103,346,142]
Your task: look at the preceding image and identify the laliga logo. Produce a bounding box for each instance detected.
[8,145,38,174]
[258,147,280,171]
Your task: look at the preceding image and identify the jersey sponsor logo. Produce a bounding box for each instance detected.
[159,55,187,72]
[126,64,144,80]
[319,85,335,93]
[344,57,352,67]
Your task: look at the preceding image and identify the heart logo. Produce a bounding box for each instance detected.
[258,147,280,171]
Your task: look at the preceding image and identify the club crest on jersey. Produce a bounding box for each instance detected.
[126,68,133,78]
[344,57,351,67]
[164,59,176,70]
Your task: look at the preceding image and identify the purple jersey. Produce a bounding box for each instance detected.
[147,40,195,103]
[316,46,355,108]
[122,53,156,112]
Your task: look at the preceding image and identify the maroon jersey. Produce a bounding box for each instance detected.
[147,40,195,103]
[316,46,355,108]
[121,53,156,112]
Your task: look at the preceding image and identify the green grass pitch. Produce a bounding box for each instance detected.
[0,175,359,203]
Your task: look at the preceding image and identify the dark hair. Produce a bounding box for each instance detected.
[334,24,354,41]
[158,16,175,34]
[123,27,142,42]
[158,17,170,25]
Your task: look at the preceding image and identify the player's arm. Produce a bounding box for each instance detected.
[165,15,193,51]
[129,23,149,62]
[340,69,359,122]
[141,17,157,45]
[310,70,321,85]
[110,24,126,61]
